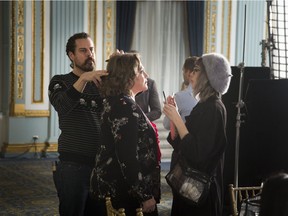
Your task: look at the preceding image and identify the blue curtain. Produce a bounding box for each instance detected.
[186,1,205,56]
[116,1,136,51]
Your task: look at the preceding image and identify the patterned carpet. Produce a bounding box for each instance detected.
[0,156,172,216]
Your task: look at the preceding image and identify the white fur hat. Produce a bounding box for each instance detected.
[201,53,232,95]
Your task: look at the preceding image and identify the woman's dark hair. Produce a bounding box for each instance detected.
[259,172,288,216]
[66,32,90,68]
[100,53,141,97]
[183,56,198,71]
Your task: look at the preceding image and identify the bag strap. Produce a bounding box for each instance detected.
[177,149,222,180]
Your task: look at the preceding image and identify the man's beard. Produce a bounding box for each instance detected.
[75,58,95,72]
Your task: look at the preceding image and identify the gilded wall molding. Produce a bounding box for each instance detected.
[204,1,217,53]
[1,142,58,154]
[221,0,232,59]
[10,0,25,116]
[17,3,24,99]
[211,10,217,52]
[10,103,49,117]
[10,1,15,113]
[10,0,50,117]
[204,1,211,53]
[88,1,97,51]
[104,0,116,61]
[32,0,45,104]
[204,0,232,58]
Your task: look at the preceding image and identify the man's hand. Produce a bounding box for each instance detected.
[141,197,156,213]
[81,70,108,87]
[73,70,108,92]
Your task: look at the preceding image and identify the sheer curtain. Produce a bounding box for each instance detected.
[131,1,189,97]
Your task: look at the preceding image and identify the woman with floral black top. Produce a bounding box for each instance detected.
[90,53,160,216]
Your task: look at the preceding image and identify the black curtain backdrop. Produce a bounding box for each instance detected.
[186,1,204,56]
[116,1,136,52]
[221,67,271,215]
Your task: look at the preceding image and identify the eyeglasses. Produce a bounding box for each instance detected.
[191,67,201,74]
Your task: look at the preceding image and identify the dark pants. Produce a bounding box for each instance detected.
[53,161,97,216]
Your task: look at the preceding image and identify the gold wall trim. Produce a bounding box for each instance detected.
[211,3,217,52]
[204,1,211,53]
[94,2,97,48]
[88,1,91,36]
[221,1,225,54]
[32,0,35,102]
[12,104,50,117]
[104,0,116,62]
[88,1,97,52]
[10,0,49,116]
[17,1,25,99]
[221,1,232,59]
[17,71,24,99]
[25,110,50,117]
[14,104,25,114]
[1,143,58,154]
[205,0,231,58]
[32,0,45,103]
[10,1,25,116]
[105,4,112,59]
[10,0,25,116]
[10,1,16,109]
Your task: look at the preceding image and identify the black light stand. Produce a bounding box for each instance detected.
[234,4,247,189]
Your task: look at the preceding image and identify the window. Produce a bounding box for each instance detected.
[268,0,288,79]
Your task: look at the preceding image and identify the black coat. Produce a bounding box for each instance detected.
[168,95,228,216]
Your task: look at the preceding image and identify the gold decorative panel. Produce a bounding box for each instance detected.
[88,0,97,51]
[204,0,232,58]
[10,0,49,117]
[32,0,45,104]
[17,72,24,99]
[10,0,25,115]
[104,0,116,62]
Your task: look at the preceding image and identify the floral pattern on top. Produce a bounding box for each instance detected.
[90,94,159,203]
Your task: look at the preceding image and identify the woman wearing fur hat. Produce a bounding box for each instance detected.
[163,53,232,216]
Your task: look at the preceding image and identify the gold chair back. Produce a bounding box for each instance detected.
[105,197,144,216]
[106,197,126,216]
[135,207,144,216]
[228,184,263,216]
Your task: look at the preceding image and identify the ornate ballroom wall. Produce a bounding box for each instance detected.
[0,0,267,157]
[0,0,116,156]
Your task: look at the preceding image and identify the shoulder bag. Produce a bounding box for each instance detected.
[165,154,213,206]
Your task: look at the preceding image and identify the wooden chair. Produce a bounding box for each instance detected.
[105,197,143,216]
[228,183,263,216]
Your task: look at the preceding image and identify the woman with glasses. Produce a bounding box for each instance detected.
[163,53,232,216]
